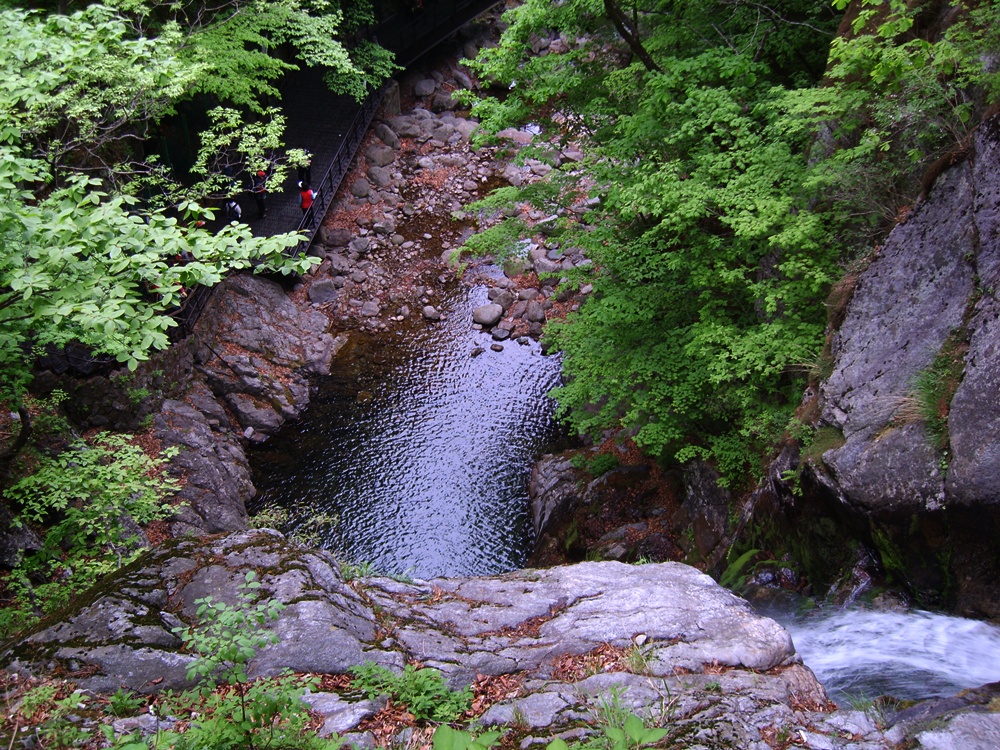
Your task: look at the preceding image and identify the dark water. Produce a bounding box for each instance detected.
[771,607,1000,704]
[249,271,564,578]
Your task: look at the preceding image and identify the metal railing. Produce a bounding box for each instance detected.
[291,84,386,257]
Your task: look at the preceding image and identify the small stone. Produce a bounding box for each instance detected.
[422,306,441,321]
[374,122,400,149]
[473,303,503,327]
[414,79,436,97]
[308,279,339,304]
[365,144,395,168]
[490,343,504,352]
[351,179,370,198]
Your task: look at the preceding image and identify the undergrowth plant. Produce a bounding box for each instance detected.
[1,432,178,637]
[349,662,472,723]
[117,570,341,750]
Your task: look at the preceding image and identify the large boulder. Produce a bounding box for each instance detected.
[2,529,949,749]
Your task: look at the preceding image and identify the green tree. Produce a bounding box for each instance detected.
[464,0,842,482]
[0,0,394,478]
[462,0,1000,484]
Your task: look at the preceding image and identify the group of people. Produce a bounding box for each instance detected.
[223,159,316,222]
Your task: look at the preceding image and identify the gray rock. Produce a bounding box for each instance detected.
[414,78,437,97]
[453,69,474,91]
[367,165,393,188]
[365,144,396,168]
[374,122,400,150]
[524,300,547,323]
[819,147,980,513]
[913,712,1000,750]
[473,303,504,327]
[319,226,353,247]
[349,237,371,255]
[301,693,386,737]
[360,301,380,317]
[431,91,459,112]
[388,116,421,139]
[455,119,479,142]
[224,393,284,435]
[947,303,1000,504]
[328,253,353,274]
[530,454,582,538]
[373,217,397,235]
[351,178,370,198]
[308,278,339,305]
[423,306,441,321]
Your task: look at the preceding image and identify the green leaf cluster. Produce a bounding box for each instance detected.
[350,662,473,723]
[0,2,336,415]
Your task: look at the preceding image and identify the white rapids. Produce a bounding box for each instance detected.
[779,609,1000,704]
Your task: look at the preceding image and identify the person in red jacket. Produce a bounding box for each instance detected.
[298,181,316,214]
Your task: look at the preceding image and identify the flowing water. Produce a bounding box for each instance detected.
[249,268,564,578]
[775,608,1000,704]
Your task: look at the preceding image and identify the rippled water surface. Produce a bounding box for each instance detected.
[250,273,564,578]
[776,608,1000,703]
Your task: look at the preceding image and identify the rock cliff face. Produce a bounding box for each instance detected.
[813,114,1000,616]
[155,273,342,536]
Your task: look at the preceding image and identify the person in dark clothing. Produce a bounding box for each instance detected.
[297,155,312,187]
[224,199,242,221]
[298,182,316,214]
[251,170,267,218]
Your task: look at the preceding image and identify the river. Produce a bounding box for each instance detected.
[247,262,1000,706]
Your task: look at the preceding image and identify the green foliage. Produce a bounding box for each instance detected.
[1,432,178,636]
[461,0,1000,486]
[158,571,341,750]
[602,713,669,750]
[349,662,472,723]
[14,684,59,721]
[904,331,968,452]
[433,724,503,750]
[545,692,668,750]
[36,691,93,747]
[175,571,284,688]
[719,548,762,591]
[340,560,378,581]
[108,688,147,718]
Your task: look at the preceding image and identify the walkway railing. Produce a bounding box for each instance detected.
[292,84,386,256]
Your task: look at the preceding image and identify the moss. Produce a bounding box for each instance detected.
[802,427,845,466]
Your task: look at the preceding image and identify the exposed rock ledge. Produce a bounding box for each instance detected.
[7,530,992,749]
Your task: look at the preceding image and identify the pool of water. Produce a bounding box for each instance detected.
[249,269,565,578]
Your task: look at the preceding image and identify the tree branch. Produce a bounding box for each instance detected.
[603,0,662,73]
